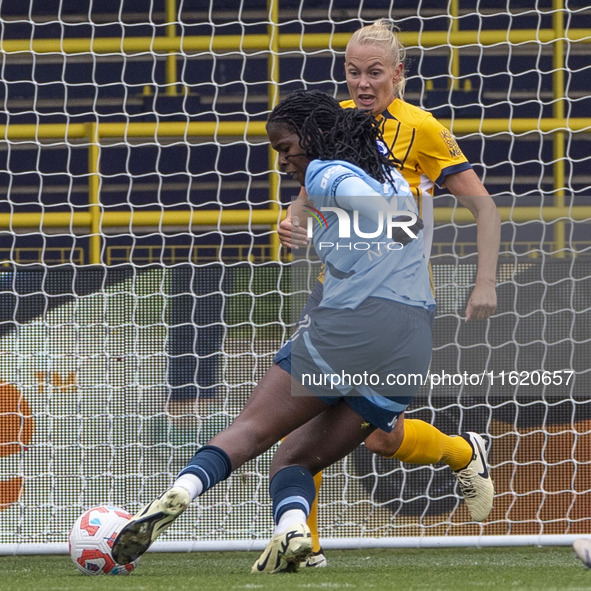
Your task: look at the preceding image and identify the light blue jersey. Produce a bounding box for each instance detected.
[305,159,436,311]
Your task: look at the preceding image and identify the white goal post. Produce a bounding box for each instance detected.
[0,1,590,555]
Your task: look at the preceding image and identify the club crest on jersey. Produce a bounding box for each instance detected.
[376,140,389,155]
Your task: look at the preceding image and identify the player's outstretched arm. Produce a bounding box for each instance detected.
[444,169,500,321]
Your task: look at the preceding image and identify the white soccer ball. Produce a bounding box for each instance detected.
[68,505,140,575]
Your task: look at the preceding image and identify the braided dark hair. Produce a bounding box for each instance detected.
[267,89,395,185]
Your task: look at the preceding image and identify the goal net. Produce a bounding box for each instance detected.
[0,1,590,554]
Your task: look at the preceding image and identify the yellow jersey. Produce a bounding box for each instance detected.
[340,97,472,257]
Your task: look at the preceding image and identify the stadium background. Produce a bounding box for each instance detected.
[0,0,590,553]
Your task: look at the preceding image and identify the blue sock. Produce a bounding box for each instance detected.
[270,466,316,524]
[177,445,232,493]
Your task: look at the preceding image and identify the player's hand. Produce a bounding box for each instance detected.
[278,204,310,249]
[465,282,497,321]
[392,216,424,245]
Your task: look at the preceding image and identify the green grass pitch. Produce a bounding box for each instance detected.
[1,547,589,591]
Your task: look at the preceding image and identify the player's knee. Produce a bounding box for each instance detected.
[212,417,277,461]
[364,429,402,457]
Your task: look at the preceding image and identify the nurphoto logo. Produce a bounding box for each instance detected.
[304,205,417,239]
[303,205,419,252]
[303,206,329,229]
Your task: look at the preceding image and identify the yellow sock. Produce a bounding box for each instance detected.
[307,471,322,553]
[392,419,473,470]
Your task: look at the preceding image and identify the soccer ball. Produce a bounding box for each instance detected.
[68,505,140,575]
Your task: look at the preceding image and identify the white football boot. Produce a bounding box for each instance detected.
[112,486,190,565]
[301,548,328,568]
[453,432,495,522]
[252,522,312,574]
